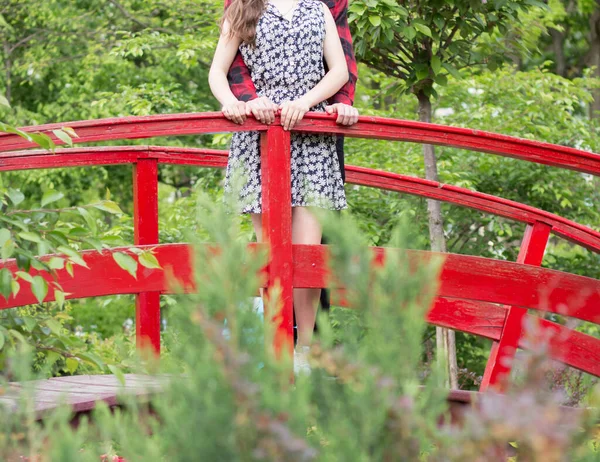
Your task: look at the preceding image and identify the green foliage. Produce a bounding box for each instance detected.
[0,199,599,460]
[349,0,537,97]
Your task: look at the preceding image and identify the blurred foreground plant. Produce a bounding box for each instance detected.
[0,194,598,461]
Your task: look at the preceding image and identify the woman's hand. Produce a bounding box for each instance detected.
[279,99,310,131]
[222,101,248,124]
[246,97,278,124]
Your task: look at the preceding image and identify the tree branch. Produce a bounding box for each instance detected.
[107,0,173,34]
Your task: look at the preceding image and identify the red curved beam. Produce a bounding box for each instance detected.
[0,113,598,175]
[0,244,598,323]
[292,245,600,324]
[0,113,264,152]
[0,146,229,171]
[1,146,598,253]
[345,166,600,253]
[427,299,600,378]
[0,243,598,376]
[296,114,600,176]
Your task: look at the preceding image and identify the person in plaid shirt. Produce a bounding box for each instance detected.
[214,0,358,370]
[224,0,359,149]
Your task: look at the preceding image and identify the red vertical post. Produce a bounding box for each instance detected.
[479,221,552,392]
[261,126,294,359]
[133,158,161,354]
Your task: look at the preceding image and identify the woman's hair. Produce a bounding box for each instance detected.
[223,0,266,45]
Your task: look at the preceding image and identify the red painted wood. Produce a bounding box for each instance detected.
[0,113,265,152]
[261,127,294,358]
[2,146,598,253]
[1,244,598,324]
[345,166,600,253]
[480,222,552,391]
[133,159,161,354]
[426,298,506,341]
[290,245,600,323]
[0,244,598,376]
[1,113,598,176]
[2,374,165,416]
[294,114,600,176]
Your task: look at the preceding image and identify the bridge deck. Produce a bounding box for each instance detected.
[0,374,167,416]
[0,374,583,426]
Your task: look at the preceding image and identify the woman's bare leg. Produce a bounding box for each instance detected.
[292,207,322,347]
[251,214,262,243]
[253,209,321,347]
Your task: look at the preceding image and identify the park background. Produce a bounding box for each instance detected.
[0,2,600,457]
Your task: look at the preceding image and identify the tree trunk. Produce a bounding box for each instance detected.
[3,41,11,105]
[589,3,600,118]
[549,28,567,77]
[416,89,459,389]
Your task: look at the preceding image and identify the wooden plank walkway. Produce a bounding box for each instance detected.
[0,374,584,428]
[0,374,168,417]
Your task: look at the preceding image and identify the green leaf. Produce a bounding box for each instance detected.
[45,351,61,368]
[78,352,105,370]
[66,357,79,374]
[28,132,55,151]
[2,238,15,260]
[113,252,138,279]
[0,94,10,109]
[139,251,161,269]
[45,318,63,334]
[369,16,381,27]
[47,231,70,246]
[108,364,126,385]
[442,63,462,80]
[23,316,37,332]
[403,26,416,40]
[11,279,20,297]
[57,246,88,268]
[52,129,73,147]
[18,231,43,243]
[83,238,103,252]
[65,261,74,277]
[431,55,442,75]
[55,289,65,308]
[7,188,24,206]
[92,200,123,215]
[77,207,97,235]
[31,275,48,303]
[414,23,432,38]
[16,271,34,283]
[41,190,64,207]
[61,126,79,138]
[0,330,5,350]
[48,257,65,270]
[0,228,10,247]
[0,268,12,301]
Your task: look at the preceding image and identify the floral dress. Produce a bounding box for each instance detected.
[224,0,347,214]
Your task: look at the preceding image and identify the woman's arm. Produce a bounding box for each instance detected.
[208,21,247,124]
[280,5,349,130]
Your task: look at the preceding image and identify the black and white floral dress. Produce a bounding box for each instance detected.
[224,0,347,214]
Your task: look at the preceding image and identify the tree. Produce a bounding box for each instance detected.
[349,0,538,388]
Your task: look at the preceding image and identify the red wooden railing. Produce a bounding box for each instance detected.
[0,113,599,392]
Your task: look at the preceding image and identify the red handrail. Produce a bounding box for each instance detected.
[0,113,598,392]
[0,113,598,175]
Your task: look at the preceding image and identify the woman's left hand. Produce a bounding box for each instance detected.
[279,99,310,131]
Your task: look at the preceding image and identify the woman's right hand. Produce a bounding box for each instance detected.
[245,97,278,124]
[222,101,248,124]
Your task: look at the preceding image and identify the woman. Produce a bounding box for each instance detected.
[209,0,349,374]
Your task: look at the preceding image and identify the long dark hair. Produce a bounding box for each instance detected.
[223,0,266,45]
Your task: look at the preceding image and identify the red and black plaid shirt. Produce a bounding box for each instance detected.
[223,0,357,106]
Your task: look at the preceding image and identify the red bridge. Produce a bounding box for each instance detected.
[0,113,599,415]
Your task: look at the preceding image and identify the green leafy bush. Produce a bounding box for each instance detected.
[0,195,598,461]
